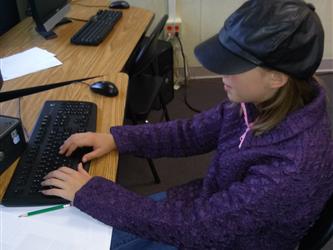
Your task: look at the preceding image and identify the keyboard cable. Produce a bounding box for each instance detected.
[18,97,32,141]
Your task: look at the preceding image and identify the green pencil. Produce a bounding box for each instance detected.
[19,204,70,217]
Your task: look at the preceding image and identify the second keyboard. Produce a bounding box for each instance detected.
[71,9,122,46]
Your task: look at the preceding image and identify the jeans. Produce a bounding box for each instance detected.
[110,192,178,250]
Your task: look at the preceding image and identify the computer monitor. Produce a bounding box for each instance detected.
[0,0,20,36]
[28,0,71,39]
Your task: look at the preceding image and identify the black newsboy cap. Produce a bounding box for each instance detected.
[194,0,324,80]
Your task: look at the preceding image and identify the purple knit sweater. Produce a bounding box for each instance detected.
[74,84,333,250]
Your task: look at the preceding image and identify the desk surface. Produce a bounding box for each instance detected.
[0,1,154,90]
[0,1,154,200]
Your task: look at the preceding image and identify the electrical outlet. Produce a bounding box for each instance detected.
[164,17,182,39]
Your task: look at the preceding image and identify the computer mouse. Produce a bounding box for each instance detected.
[109,0,130,9]
[90,81,119,97]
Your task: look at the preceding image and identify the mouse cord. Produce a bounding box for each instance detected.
[69,17,89,22]
[71,2,108,8]
[175,34,201,113]
[79,81,90,87]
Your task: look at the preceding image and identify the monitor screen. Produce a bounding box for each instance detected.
[29,0,70,33]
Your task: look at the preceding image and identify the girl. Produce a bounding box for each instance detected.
[41,0,333,249]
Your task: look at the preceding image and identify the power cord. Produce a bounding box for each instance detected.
[174,33,201,113]
[170,34,182,90]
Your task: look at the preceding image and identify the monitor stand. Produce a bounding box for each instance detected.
[36,17,72,40]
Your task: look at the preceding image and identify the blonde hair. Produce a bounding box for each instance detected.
[252,75,316,135]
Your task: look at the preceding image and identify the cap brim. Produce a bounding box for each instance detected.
[194,34,257,75]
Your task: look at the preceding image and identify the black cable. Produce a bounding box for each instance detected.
[175,33,201,113]
[79,81,91,87]
[18,97,31,141]
[69,17,89,22]
[71,2,108,8]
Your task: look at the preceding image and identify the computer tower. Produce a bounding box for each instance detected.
[0,116,26,174]
[144,39,174,110]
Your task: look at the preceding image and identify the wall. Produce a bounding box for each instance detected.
[128,0,333,70]
[15,0,332,71]
[125,0,168,34]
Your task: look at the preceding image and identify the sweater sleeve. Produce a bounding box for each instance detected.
[110,103,224,158]
[74,160,313,249]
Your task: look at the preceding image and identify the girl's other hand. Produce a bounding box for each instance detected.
[59,132,116,162]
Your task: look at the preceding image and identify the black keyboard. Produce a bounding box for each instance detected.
[2,100,97,206]
[71,9,122,45]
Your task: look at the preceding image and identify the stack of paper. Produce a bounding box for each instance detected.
[0,205,113,250]
[0,47,63,81]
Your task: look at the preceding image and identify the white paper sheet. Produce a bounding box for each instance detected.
[0,47,63,81]
[0,205,112,250]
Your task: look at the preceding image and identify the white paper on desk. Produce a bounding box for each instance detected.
[0,47,62,81]
[0,205,113,250]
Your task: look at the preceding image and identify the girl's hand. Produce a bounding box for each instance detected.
[59,132,117,162]
[41,163,91,202]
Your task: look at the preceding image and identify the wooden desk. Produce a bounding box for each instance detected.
[0,1,154,199]
[0,0,154,91]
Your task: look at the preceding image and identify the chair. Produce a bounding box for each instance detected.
[123,14,171,183]
[125,14,171,121]
[298,194,333,250]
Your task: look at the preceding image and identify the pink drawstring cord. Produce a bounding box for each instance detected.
[239,103,253,149]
